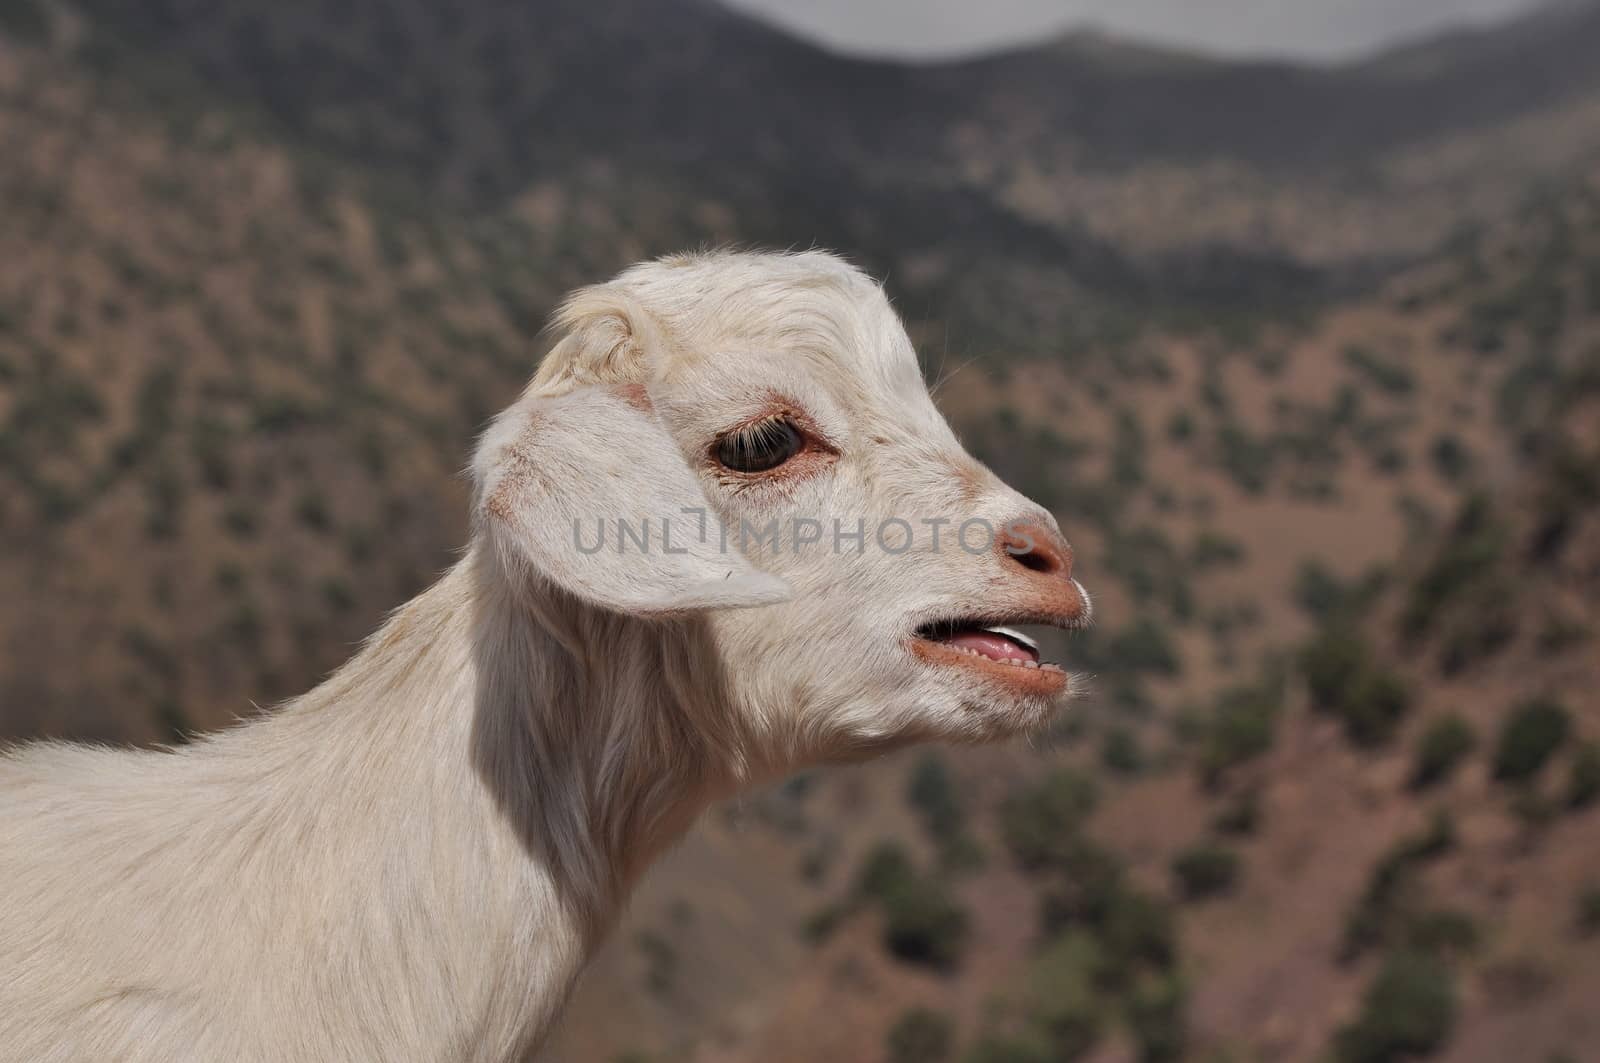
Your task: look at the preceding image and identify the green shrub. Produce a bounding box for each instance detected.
[296,490,333,532]
[224,600,264,648]
[1430,434,1474,484]
[190,415,234,490]
[1529,442,1600,563]
[321,578,356,612]
[1343,813,1456,959]
[1332,951,1457,1063]
[1567,741,1600,809]
[634,931,677,996]
[798,839,834,884]
[252,394,319,433]
[1496,348,1561,428]
[1127,974,1187,1063]
[964,1033,1053,1063]
[800,902,846,943]
[986,773,1188,1055]
[1437,608,1518,677]
[1093,528,1185,608]
[853,842,969,970]
[1343,345,1415,396]
[1577,886,1600,936]
[1493,698,1572,783]
[1111,408,1147,486]
[1102,617,1182,677]
[1172,843,1241,901]
[1216,421,1273,494]
[881,874,969,970]
[1410,716,1477,790]
[1401,494,1504,639]
[1096,889,1178,988]
[1212,789,1262,836]
[1301,628,1412,747]
[908,754,962,836]
[142,461,185,540]
[1343,671,1413,749]
[855,841,916,900]
[1294,560,1348,621]
[1403,909,1479,958]
[1198,670,1286,784]
[1402,811,1458,862]
[981,914,1185,1062]
[940,834,988,876]
[1100,726,1145,775]
[1510,788,1559,829]
[222,503,261,540]
[908,754,985,872]
[999,770,1098,872]
[888,1007,954,1063]
[1372,443,1408,475]
[1191,530,1245,568]
[1037,836,1127,933]
[214,562,246,594]
[1302,626,1371,714]
[1020,933,1105,1061]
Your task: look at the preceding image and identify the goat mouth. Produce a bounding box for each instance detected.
[910,618,1069,693]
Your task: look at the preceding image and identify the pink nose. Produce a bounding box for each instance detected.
[998,521,1074,580]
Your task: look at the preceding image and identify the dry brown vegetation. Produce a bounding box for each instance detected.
[3,2,1600,1061]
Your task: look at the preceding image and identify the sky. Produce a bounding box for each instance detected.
[720,0,1552,62]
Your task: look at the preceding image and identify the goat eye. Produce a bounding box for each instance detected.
[716,417,804,473]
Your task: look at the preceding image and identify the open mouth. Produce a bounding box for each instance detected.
[910,616,1071,692]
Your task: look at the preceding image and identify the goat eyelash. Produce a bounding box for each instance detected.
[713,414,806,476]
[727,414,794,450]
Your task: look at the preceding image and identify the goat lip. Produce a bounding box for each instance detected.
[907,636,1070,694]
[923,624,1039,663]
[908,616,1071,692]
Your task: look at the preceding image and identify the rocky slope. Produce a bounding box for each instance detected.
[2,3,1599,1061]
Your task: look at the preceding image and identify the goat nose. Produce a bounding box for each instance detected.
[998,521,1073,580]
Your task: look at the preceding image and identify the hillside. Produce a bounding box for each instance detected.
[0,16,1295,743]
[547,166,1600,1063]
[2,2,1600,1062]
[53,0,1600,269]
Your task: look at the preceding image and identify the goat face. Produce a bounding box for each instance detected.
[473,250,1089,766]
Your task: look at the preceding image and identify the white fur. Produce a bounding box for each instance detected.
[0,250,1083,1062]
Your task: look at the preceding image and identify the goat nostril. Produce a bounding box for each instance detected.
[999,521,1072,579]
[1013,550,1054,575]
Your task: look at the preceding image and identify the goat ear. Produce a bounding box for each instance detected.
[472,386,791,614]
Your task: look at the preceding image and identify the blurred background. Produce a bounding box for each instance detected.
[2,0,1599,1060]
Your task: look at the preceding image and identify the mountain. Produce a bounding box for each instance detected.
[2,2,1599,1061]
[57,0,1600,270]
[61,0,1600,179]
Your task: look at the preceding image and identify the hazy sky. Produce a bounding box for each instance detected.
[721,0,1550,61]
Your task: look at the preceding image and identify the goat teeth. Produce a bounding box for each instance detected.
[1023,660,1039,669]
[981,626,1040,653]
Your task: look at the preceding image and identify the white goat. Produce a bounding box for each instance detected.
[0,250,1089,1062]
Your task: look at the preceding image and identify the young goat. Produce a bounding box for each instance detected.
[0,250,1089,1062]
